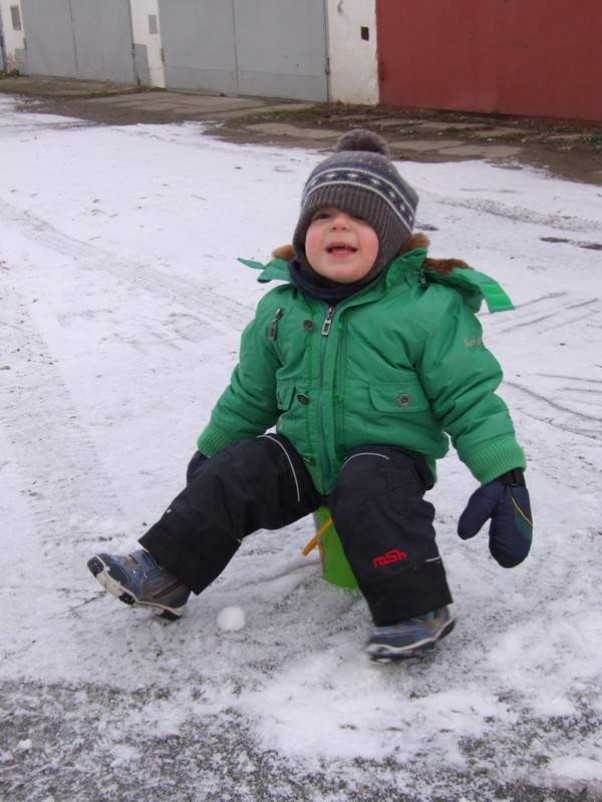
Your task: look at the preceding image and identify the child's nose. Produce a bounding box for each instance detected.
[331,212,351,228]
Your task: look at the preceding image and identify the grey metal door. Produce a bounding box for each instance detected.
[70,0,136,83]
[159,0,237,94]
[160,0,328,101]
[20,0,135,83]
[20,0,77,77]
[234,0,328,101]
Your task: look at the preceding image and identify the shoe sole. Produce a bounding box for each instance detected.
[87,556,185,621]
[367,617,456,663]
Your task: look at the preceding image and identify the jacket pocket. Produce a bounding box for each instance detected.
[276,381,296,412]
[368,381,430,413]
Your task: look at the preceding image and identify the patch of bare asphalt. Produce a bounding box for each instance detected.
[4,86,602,186]
[204,106,602,185]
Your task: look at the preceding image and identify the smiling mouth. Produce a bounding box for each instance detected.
[326,243,357,255]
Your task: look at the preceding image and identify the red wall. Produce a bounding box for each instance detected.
[376,0,602,123]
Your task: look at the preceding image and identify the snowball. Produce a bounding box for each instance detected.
[217,605,246,632]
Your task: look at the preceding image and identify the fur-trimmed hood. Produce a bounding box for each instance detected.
[271,233,471,277]
[238,234,514,314]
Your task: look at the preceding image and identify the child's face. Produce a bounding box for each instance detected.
[304,208,379,284]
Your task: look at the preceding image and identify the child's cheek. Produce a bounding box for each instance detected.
[304,226,321,265]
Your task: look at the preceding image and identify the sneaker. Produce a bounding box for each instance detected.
[366,607,455,662]
[87,549,190,620]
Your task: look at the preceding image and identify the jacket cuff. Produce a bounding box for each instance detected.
[463,438,526,484]
[196,425,234,457]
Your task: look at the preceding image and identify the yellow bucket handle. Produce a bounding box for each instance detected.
[301,515,333,557]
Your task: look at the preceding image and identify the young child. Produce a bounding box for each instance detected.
[88,130,533,663]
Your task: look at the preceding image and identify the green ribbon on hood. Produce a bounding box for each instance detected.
[424,265,514,313]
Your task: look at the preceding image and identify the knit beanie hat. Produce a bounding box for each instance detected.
[292,129,419,276]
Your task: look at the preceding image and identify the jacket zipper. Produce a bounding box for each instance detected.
[269,308,283,340]
[321,305,335,336]
[317,305,336,488]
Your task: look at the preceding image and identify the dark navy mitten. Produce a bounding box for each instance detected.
[458,469,533,567]
[186,451,208,485]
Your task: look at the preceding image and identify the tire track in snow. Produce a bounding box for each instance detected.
[486,291,601,336]
[482,289,602,442]
[0,193,257,674]
[0,271,148,679]
[506,380,602,441]
[0,198,255,335]
[1,275,130,592]
[431,194,602,235]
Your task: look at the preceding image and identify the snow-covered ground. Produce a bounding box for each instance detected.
[1,95,601,801]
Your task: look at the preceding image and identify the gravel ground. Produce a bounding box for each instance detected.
[3,680,600,802]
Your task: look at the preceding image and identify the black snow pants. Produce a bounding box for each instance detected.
[139,434,452,626]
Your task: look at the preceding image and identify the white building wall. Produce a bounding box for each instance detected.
[0,0,25,71]
[129,0,165,87]
[326,0,378,105]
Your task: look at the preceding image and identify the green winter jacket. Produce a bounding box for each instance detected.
[197,246,525,494]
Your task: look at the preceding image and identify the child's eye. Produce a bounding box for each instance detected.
[312,211,331,222]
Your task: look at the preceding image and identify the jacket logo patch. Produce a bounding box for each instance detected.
[372,549,408,569]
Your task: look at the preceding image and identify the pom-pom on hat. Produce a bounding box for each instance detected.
[293,130,419,276]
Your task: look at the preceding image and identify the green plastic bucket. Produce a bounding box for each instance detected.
[313,507,358,590]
